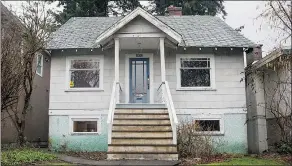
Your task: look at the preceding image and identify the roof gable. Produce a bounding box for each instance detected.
[94,7,182,46]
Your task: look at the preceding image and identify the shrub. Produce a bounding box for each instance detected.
[276,141,292,154]
[177,120,215,159]
[1,148,57,165]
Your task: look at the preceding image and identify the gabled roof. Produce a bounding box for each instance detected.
[95,7,182,46]
[47,11,256,49]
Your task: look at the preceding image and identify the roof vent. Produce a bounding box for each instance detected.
[166,5,182,16]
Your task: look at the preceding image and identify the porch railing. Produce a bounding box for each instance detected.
[158,81,178,144]
[107,81,121,144]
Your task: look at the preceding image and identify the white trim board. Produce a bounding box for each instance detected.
[94,7,182,46]
[49,109,108,115]
[176,108,247,115]
[124,53,154,103]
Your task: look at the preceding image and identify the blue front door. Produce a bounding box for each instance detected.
[129,58,150,103]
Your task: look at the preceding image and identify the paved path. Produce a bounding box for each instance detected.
[57,154,180,166]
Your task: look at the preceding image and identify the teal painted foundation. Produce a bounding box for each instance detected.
[49,115,108,152]
[177,114,248,154]
[49,114,247,153]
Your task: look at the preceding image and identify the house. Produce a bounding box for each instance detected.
[246,46,292,153]
[1,3,51,146]
[47,7,257,160]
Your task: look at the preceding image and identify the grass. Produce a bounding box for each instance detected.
[1,148,57,165]
[206,156,285,165]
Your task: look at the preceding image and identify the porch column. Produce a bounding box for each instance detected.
[160,37,166,82]
[115,38,119,82]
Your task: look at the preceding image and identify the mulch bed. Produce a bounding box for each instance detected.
[179,153,234,165]
[62,151,107,161]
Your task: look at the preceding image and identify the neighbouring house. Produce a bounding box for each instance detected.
[47,7,257,160]
[246,46,292,154]
[1,3,51,146]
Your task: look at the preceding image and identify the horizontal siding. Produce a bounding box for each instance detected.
[49,48,246,111]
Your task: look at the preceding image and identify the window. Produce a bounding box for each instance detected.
[70,116,100,134]
[192,116,224,135]
[36,54,43,76]
[195,120,220,132]
[67,56,103,90]
[176,54,215,90]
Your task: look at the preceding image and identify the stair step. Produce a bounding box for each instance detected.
[107,153,178,160]
[114,114,169,119]
[116,104,167,109]
[108,145,177,153]
[114,118,169,120]
[115,109,167,114]
[112,131,172,138]
[112,138,173,144]
[114,119,170,125]
[112,125,172,131]
[113,124,170,126]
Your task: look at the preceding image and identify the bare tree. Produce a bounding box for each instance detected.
[256,0,292,149]
[1,2,53,145]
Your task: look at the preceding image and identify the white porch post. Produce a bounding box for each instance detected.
[115,38,120,103]
[160,37,166,82]
[115,38,120,82]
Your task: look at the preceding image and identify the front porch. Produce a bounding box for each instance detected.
[95,8,181,160]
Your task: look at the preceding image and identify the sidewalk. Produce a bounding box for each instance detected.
[57,154,180,166]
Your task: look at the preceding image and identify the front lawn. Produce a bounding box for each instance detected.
[1,148,58,165]
[206,156,285,165]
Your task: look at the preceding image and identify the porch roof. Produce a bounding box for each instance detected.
[47,14,256,50]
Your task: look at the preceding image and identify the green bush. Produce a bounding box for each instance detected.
[1,148,57,165]
[276,141,292,154]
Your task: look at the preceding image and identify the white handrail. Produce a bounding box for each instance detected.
[163,81,178,144]
[107,82,118,144]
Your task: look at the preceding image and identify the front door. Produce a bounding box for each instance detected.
[129,58,150,103]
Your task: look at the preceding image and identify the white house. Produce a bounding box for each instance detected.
[47,7,256,160]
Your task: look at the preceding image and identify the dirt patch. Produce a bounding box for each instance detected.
[260,153,292,165]
[179,153,235,165]
[62,151,107,161]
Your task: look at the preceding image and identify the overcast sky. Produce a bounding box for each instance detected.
[2,1,287,56]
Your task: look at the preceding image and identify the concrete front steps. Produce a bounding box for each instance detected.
[107,108,178,160]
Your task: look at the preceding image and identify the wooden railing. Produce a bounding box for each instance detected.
[107,82,121,144]
[161,81,178,144]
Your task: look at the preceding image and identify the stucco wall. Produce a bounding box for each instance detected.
[49,115,108,152]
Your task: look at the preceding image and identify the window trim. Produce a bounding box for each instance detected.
[69,115,101,135]
[36,54,43,77]
[176,54,216,90]
[65,55,104,91]
[191,114,224,135]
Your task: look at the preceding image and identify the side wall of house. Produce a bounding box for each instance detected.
[1,53,51,144]
[264,66,292,146]
[49,48,247,153]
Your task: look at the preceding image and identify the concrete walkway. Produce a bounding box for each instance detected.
[57,154,180,166]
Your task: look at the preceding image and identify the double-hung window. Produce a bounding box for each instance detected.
[36,54,43,77]
[176,54,215,90]
[67,56,103,90]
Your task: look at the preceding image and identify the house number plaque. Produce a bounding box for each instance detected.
[136,54,143,57]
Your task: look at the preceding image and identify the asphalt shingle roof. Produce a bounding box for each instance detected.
[47,15,256,49]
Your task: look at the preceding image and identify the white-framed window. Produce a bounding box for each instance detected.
[176,54,216,90]
[191,114,224,135]
[36,54,43,77]
[66,55,103,91]
[69,116,101,135]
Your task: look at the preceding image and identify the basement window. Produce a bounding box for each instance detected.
[70,116,101,134]
[192,116,224,135]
